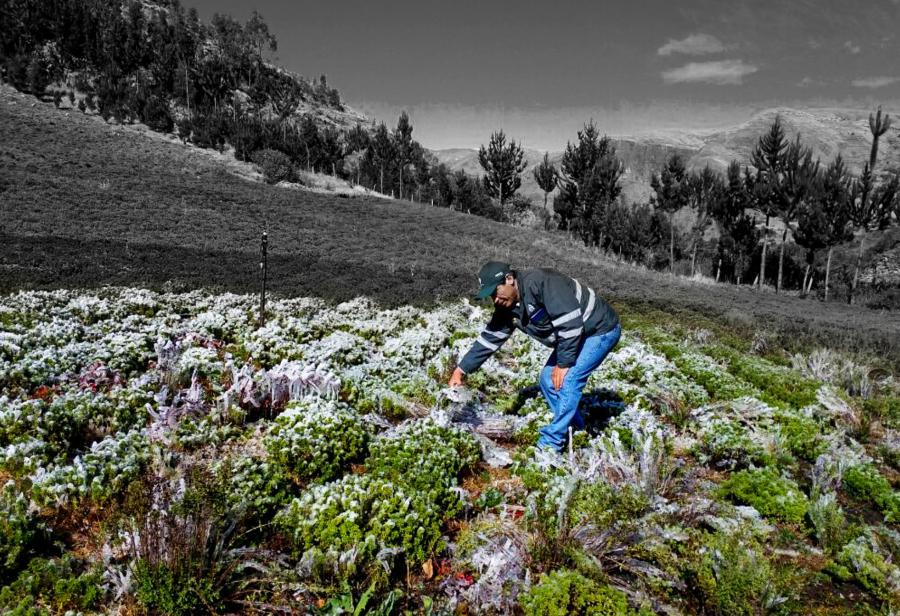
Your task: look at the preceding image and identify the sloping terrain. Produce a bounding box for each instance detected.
[2,84,900,365]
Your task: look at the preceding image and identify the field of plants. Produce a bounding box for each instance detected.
[1,286,899,614]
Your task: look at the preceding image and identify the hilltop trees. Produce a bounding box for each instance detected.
[775,136,820,293]
[685,166,723,277]
[651,153,689,273]
[394,112,415,200]
[533,153,558,208]
[557,122,624,247]
[848,108,897,305]
[478,130,527,207]
[749,116,790,289]
[0,0,348,177]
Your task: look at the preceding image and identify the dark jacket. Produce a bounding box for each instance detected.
[458,268,619,373]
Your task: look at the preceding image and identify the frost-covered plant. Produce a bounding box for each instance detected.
[697,418,772,470]
[842,464,900,522]
[718,467,808,525]
[366,418,480,506]
[519,569,633,616]
[835,532,900,601]
[0,480,41,576]
[691,531,788,616]
[213,455,291,521]
[175,346,222,381]
[265,398,369,482]
[30,429,151,506]
[172,416,245,451]
[807,491,847,554]
[277,474,445,564]
[452,516,531,613]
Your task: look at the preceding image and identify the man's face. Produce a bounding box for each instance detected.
[492,274,518,309]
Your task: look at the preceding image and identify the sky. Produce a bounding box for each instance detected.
[189,0,900,150]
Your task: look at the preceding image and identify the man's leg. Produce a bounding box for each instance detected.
[536,324,622,452]
[538,350,561,424]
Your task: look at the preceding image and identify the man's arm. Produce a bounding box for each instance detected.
[453,310,514,381]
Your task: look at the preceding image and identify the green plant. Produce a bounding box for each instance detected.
[842,464,900,522]
[0,481,41,577]
[568,481,649,530]
[835,532,900,602]
[365,418,480,511]
[807,491,848,554]
[776,413,826,462]
[689,531,788,616]
[0,555,103,614]
[277,474,445,565]
[718,467,809,525]
[519,569,633,616]
[265,399,369,483]
[696,418,772,469]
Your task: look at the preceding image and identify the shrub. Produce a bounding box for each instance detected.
[568,481,649,530]
[365,418,480,510]
[697,419,772,470]
[835,533,900,602]
[718,467,809,525]
[842,464,900,522]
[265,399,369,482]
[0,556,103,614]
[277,474,445,564]
[807,491,847,554]
[251,148,294,184]
[213,455,292,522]
[690,532,787,616]
[519,569,632,616]
[0,481,41,578]
[776,413,826,462]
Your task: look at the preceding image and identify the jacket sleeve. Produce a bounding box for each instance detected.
[541,273,584,368]
[457,310,514,374]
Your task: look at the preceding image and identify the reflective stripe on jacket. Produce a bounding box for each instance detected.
[458,268,618,373]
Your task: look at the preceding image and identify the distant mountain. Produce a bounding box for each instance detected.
[431,106,900,207]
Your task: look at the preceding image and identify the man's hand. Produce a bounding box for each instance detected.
[551,366,569,390]
[449,367,466,388]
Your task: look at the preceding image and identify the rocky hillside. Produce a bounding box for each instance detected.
[432,106,900,206]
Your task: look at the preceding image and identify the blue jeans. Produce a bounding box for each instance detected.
[536,324,621,452]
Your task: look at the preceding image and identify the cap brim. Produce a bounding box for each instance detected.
[475,283,498,300]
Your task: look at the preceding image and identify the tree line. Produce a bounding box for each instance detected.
[471,114,899,306]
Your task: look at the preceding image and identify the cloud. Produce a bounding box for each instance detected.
[657,33,726,56]
[844,40,861,54]
[851,76,900,88]
[662,60,758,85]
[797,76,825,87]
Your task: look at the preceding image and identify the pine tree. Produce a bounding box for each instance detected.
[749,116,789,289]
[650,153,689,273]
[797,155,854,301]
[533,152,558,208]
[367,122,394,194]
[557,122,624,247]
[848,108,895,305]
[393,112,415,200]
[776,135,820,293]
[478,130,526,207]
[685,165,723,277]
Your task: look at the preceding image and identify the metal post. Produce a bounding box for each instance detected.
[259,230,268,327]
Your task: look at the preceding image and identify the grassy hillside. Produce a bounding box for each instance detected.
[2,84,900,366]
